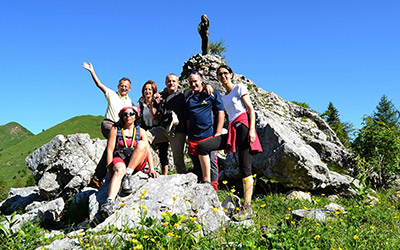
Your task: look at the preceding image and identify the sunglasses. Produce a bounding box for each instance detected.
[123,112,135,117]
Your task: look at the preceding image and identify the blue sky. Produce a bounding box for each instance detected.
[1,1,399,135]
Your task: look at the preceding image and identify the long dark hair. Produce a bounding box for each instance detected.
[217,65,234,78]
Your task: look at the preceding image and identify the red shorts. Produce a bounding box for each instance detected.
[188,136,213,157]
[110,156,148,172]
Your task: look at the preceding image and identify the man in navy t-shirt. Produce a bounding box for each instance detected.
[186,72,224,190]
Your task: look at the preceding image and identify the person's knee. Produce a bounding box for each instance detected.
[136,141,148,152]
[113,164,126,177]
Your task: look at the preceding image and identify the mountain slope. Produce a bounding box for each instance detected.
[0,115,104,199]
[0,122,34,151]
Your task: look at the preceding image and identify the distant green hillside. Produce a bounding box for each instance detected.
[0,122,34,151]
[0,115,104,200]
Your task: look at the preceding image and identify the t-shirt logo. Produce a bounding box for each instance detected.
[201,100,207,105]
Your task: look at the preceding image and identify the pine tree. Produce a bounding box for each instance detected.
[321,102,353,147]
[373,95,400,128]
[322,102,340,124]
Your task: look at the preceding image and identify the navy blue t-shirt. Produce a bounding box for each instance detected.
[186,89,224,140]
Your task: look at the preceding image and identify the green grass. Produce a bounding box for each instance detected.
[0,122,33,151]
[1,182,399,250]
[0,115,104,200]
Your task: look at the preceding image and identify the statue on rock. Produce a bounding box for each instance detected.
[198,14,210,55]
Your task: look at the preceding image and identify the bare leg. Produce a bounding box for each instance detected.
[162,165,168,175]
[199,154,211,182]
[243,175,254,206]
[108,163,126,200]
[127,141,148,170]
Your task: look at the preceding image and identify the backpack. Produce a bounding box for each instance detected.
[113,125,141,161]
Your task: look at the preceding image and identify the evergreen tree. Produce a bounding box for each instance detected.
[322,102,340,124]
[321,102,353,147]
[373,95,400,128]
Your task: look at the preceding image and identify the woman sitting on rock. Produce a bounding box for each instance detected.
[197,65,262,221]
[100,106,159,218]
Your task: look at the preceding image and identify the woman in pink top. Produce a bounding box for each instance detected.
[197,65,262,220]
[100,106,158,218]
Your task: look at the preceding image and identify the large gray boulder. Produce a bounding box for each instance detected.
[25,134,106,199]
[181,54,355,195]
[88,172,229,234]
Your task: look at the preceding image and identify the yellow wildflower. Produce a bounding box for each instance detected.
[260,204,266,208]
[288,207,291,210]
[291,221,295,225]
[190,217,197,221]
[353,235,359,240]
[166,211,172,215]
[222,180,228,185]
[120,202,126,207]
[285,216,290,220]
[132,207,137,211]
[230,188,236,193]
[132,239,138,243]
[173,197,178,201]
[140,205,148,210]
[151,238,155,242]
[139,196,144,200]
[314,235,320,240]
[167,232,174,237]
[163,222,169,226]
[244,177,250,181]
[321,193,325,196]
[253,174,257,178]
[223,208,227,212]
[140,190,147,196]
[213,207,219,212]
[143,235,148,239]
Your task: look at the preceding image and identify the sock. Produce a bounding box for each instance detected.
[126,168,134,175]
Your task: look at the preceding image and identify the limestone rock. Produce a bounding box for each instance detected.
[0,186,43,215]
[0,198,65,233]
[181,54,356,195]
[88,172,229,234]
[286,191,312,202]
[292,203,346,222]
[25,134,106,199]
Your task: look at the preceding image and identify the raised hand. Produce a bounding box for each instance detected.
[82,62,94,72]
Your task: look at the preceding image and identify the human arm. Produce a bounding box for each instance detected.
[204,84,214,95]
[214,111,224,136]
[106,127,117,181]
[140,128,159,178]
[241,94,256,146]
[82,62,107,94]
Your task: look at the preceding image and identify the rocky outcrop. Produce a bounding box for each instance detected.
[181,54,355,194]
[25,134,106,200]
[87,172,229,234]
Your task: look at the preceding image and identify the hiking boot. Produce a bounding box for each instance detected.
[100,199,115,218]
[232,204,253,221]
[121,174,133,194]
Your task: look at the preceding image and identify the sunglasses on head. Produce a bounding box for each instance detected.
[123,112,135,117]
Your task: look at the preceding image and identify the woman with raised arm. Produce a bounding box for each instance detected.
[100,106,159,218]
[197,65,262,221]
[137,80,170,175]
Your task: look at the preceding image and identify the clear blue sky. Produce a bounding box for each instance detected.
[1,1,399,135]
